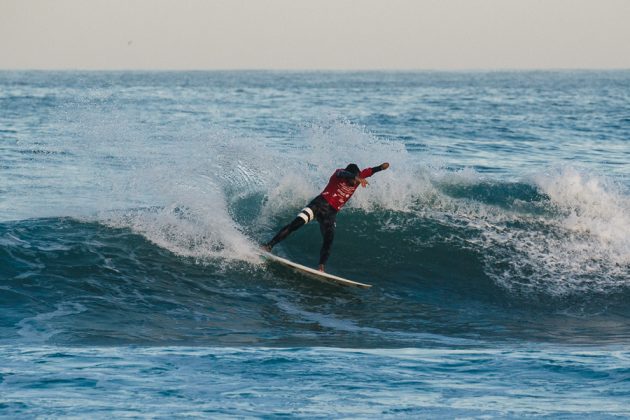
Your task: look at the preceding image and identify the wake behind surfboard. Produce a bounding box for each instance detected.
[261,252,372,289]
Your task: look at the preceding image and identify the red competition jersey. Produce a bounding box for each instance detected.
[320,167,374,211]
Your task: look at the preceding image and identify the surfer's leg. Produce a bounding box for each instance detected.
[318,216,336,266]
[264,217,305,249]
[265,206,314,249]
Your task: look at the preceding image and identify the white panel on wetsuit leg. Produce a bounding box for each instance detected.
[298,207,314,223]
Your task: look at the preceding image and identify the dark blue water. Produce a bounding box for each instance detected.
[1,71,629,417]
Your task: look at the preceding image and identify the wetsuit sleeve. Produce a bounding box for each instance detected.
[360,167,375,178]
[362,164,388,178]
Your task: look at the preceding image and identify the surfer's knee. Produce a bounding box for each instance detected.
[296,206,315,225]
[288,216,306,231]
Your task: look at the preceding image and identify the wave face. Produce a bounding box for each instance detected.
[2,157,629,347]
[1,71,629,349]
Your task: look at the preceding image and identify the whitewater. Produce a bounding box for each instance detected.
[1,71,629,417]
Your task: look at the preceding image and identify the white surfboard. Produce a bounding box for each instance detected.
[261,252,372,289]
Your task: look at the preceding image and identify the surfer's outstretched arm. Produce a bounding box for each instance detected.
[367,162,389,175]
[376,162,390,172]
[355,162,389,187]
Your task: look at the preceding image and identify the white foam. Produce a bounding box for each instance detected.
[533,166,630,256]
[256,120,435,216]
[460,167,630,296]
[97,133,267,265]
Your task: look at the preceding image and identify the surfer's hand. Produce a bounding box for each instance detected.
[381,162,390,170]
[357,177,368,188]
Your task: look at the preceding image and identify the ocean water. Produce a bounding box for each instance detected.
[1,71,629,418]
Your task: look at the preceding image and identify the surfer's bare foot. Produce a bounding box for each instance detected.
[261,244,272,252]
[318,264,325,272]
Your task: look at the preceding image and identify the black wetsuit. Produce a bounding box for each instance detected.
[266,195,338,266]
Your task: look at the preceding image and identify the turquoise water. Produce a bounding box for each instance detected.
[1,71,629,417]
[2,346,628,418]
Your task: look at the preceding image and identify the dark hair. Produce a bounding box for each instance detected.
[345,163,360,175]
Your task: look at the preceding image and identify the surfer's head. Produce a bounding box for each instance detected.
[345,163,360,186]
[345,163,360,176]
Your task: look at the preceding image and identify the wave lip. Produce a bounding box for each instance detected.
[488,166,630,296]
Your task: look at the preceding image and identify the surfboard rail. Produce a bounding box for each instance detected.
[261,252,372,289]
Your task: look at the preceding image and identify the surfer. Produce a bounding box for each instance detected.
[262,162,390,272]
